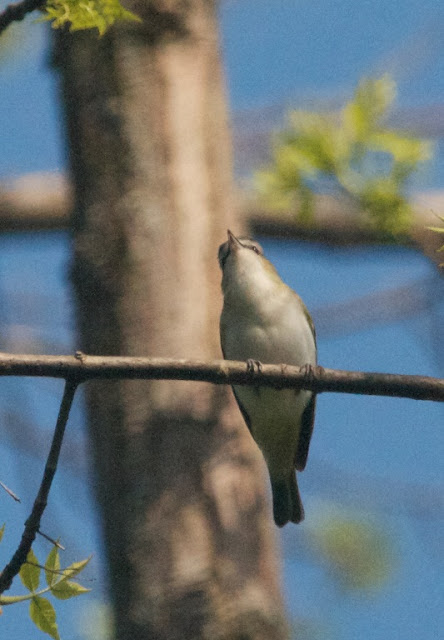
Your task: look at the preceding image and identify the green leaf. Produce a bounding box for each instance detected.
[367,130,434,184]
[427,216,444,264]
[0,523,5,542]
[45,546,61,588]
[313,516,394,590]
[61,556,92,580]
[297,183,315,225]
[30,596,60,640]
[275,141,318,179]
[346,75,396,136]
[427,215,444,235]
[40,0,141,36]
[342,76,395,145]
[52,579,91,600]
[19,549,40,592]
[286,111,340,173]
[359,177,412,233]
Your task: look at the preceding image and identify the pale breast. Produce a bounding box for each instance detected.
[221,295,316,368]
[221,288,316,476]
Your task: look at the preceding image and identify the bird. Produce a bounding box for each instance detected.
[218,230,317,526]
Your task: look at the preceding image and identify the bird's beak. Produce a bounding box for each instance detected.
[227,229,242,251]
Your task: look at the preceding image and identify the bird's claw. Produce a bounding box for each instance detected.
[300,364,323,383]
[246,359,263,374]
[300,363,314,378]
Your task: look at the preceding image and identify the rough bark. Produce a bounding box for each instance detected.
[53,2,287,639]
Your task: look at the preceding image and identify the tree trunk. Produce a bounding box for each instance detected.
[53,2,288,638]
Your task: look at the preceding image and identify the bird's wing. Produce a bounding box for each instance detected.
[221,332,254,435]
[295,301,317,472]
[294,392,316,471]
[231,385,253,435]
[300,299,317,345]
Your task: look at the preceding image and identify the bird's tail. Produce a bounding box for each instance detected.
[271,472,304,527]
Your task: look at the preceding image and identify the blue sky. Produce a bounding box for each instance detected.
[1,0,444,177]
[220,0,444,108]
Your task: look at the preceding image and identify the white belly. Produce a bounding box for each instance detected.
[222,299,316,477]
[222,294,316,368]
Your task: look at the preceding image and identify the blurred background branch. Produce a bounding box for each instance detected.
[0,169,443,266]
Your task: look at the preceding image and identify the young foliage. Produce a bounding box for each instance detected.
[427,215,444,265]
[19,547,41,592]
[256,76,434,235]
[311,515,394,591]
[30,596,60,640]
[0,544,91,640]
[40,0,141,36]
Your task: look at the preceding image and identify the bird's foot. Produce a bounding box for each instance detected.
[300,363,315,382]
[300,364,323,384]
[246,359,263,374]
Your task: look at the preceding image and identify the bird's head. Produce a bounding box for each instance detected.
[218,230,264,269]
[218,230,282,298]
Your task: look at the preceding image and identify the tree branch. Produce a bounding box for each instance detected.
[0,0,45,35]
[0,352,442,402]
[0,379,77,594]
[0,354,442,591]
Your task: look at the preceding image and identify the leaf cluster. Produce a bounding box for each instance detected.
[256,76,434,235]
[427,215,444,265]
[311,515,394,591]
[0,538,90,640]
[40,0,141,35]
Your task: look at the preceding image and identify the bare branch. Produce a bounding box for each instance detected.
[0,481,21,502]
[0,352,442,402]
[1,174,443,262]
[0,0,45,35]
[0,353,441,591]
[37,530,65,550]
[0,380,77,594]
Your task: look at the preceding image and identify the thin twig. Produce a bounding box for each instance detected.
[37,530,65,550]
[0,352,442,402]
[0,380,77,594]
[0,481,21,502]
[23,560,67,577]
[0,0,45,35]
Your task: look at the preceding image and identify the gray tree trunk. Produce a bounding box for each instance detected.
[53,2,288,639]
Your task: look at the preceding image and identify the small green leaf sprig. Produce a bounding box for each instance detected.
[40,0,141,35]
[0,538,90,640]
[427,215,444,266]
[256,75,434,235]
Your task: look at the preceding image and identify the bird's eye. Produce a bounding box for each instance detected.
[251,246,260,254]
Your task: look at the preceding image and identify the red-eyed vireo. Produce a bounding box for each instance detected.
[218,230,317,526]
